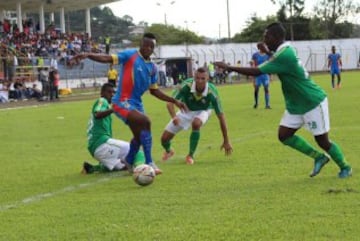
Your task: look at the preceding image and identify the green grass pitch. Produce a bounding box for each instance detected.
[0,71,359,241]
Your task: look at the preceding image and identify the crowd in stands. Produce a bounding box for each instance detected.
[0,17,102,103]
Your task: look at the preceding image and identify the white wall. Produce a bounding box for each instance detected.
[155,38,360,72]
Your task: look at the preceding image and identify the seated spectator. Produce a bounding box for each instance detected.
[28,83,43,100]
[13,78,27,100]
[0,80,9,103]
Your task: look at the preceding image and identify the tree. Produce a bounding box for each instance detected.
[232,15,277,43]
[144,24,204,45]
[313,0,360,38]
[271,0,305,40]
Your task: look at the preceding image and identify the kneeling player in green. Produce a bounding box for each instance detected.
[160,67,233,164]
[82,83,144,174]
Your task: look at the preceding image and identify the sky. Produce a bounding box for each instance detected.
[104,0,316,39]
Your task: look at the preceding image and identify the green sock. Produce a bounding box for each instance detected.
[161,141,171,153]
[327,142,350,169]
[189,130,200,157]
[134,150,146,167]
[282,135,323,159]
[92,164,110,173]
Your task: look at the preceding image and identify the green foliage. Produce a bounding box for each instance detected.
[232,15,277,43]
[0,72,359,240]
[146,24,204,45]
[313,0,360,38]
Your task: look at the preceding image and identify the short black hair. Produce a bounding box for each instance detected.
[196,67,207,73]
[143,32,157,41]
[101,82,114,92]
[266,22,286,40]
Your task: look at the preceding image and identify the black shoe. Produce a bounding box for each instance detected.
[81,162,94,174]
[265,105,271,109]
[253,104,258,109]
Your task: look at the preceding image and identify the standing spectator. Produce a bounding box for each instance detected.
[104,35,111,54]
[192,60,199,77]
[171,63,179,86]
[208,61,215,82]
[236,60,242,80]
[107,64,118,87]
[328,45,342,89]
[39,67,49,99]
[158,60,167,87]
[49,68,60,100]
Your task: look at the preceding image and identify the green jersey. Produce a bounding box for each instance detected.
[259,43,326,114]
[173,79,223,114]
[87,97,112,156]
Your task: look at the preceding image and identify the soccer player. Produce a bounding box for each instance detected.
[72,33,187,175]
[160,67,233,165]
[328,45,342,89]
[251,42,271,109]
[214,22,352,178]
[83,83,145,174]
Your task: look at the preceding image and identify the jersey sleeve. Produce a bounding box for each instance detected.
[259,52,292,75]
[93,97,108,114]
[113,49,134,65]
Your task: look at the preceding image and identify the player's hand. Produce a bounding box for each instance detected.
[68,53,87,66]
[214,62,229,71]
[174,100,188,112]
[221,141,233,156]
[172,116,180,126]
[257,42,270,54]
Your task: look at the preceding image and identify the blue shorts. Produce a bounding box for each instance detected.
[330,68,340,75]
[255,75,270,87]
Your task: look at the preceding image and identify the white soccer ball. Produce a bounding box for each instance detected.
[133,164,155,186]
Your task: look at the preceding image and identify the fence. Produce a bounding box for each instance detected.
[1,38,359,90]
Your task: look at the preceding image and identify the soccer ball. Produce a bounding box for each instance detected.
[133,164,155,186]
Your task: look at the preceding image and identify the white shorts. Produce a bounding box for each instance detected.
[93,139,129,170]
[280,98,330,136]
[165,110,212,134]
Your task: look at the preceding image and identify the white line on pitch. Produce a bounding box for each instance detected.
[0,172,129,212]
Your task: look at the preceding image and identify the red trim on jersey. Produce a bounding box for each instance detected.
[112,103,130,118]
[120,53,138,101]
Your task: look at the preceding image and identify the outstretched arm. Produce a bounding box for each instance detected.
[70,53,113,65]
[150,88,188,112]
[216,113,233,156]
[214,62,263,76]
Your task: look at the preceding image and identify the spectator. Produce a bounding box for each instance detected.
[39,67,49,98]
[0,80,9,103]
[107,64,118,87]
[158,60,167,87]
[49,68,60,100]
[171,64,179,85]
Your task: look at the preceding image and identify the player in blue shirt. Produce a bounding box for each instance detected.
[251,43,271,109]
[328,46,342,89]
[72,33,187,175]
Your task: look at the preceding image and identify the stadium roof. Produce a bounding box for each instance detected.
[0,0,121,13]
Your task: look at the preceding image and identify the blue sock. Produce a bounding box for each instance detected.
[140,130,153,164]
[265,93,270,106]
[126,138,140,165]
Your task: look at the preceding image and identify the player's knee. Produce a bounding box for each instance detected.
[192,119,202,130]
